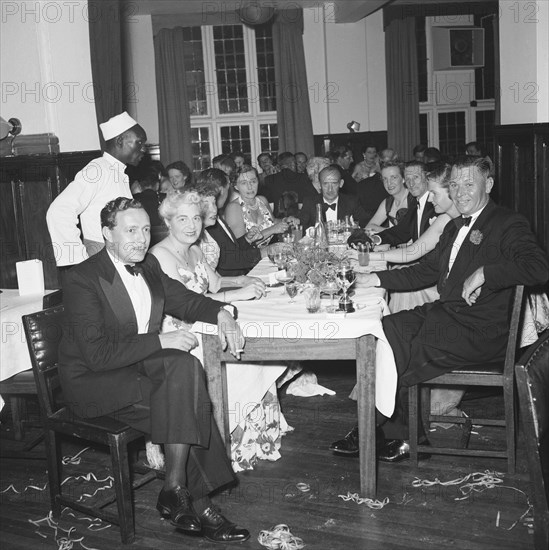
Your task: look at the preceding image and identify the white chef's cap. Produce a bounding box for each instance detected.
[99,111,138,141]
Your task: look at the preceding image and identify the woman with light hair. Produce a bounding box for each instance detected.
[150,190,289,473]
[305,156,330,193]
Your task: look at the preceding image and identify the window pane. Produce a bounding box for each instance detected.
[213,25,248,113]
[438,112,466,158]
[182,27,207,116]
[191,127,211,172]
[255,24,277,112]
[220,125,252,158]
[259,123,278,157]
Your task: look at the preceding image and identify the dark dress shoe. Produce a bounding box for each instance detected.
[329,426,359,456]
[378,439,410,463]
[156,486,201,532]
[199,506,250,543]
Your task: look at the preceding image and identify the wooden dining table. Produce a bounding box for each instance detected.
[199,253,397,498]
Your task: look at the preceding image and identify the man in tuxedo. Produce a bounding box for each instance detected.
[263,152,317,216]
[191,168,265,276]
[59,197,250,543]
[372,161,436,247]
[330,156,548,461]
[299,165,369,230]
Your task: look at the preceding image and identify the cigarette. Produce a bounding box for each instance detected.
[236,349,245,353]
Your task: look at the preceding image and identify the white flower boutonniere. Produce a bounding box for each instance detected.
[428,216,437,226]
[469,230,483,245]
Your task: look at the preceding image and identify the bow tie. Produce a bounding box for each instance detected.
[454,216,472,229]
[125,263,144,276]
[323,202,336,212]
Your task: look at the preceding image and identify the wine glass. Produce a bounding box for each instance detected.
[273,252,286,270]
[286,281,299,304]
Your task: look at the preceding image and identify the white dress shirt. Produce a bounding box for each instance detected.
[323,198,339,223]
[416,192,429,238]
[47,153,131,266]
[107,250,152,334]
[447,205,487,274]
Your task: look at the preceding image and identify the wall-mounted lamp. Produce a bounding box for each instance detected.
[0,117,22,140]
[237,3,276,26]
[347,121,360,133]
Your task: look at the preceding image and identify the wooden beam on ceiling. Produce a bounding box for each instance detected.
[334,0,395,23]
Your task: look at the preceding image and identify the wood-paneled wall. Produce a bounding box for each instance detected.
[0,152,100,289]
[494,123,549,255]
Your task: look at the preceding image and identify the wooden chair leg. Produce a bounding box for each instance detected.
[9,396,24,441]
[45,428,62,518]
[409,384,420,465]
[109,434,135,544]
[504,382,516,474]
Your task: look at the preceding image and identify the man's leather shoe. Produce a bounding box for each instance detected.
[199,506,250,543]
[156,486,201,532]
[378,439,410,463]
[329,426,359,456]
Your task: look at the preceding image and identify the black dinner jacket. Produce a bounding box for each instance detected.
[264,169,317,217]
[298,193,369,231]
[357,173,389,224]
[206,217,262,277]
[58,248,226,419]
[378,200,549,363]
[378,195,436,246]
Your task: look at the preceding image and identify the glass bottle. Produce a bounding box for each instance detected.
[313,203,329,248]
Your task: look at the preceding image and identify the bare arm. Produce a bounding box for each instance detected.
[365,199,388,232]
[370,214,451,264]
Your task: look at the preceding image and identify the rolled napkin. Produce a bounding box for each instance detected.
[16,259,44,296]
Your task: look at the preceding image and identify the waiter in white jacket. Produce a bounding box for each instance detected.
[46,112,147,269]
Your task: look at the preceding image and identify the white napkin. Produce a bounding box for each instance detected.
[287,382,336,397]
[16,259,44,296]
[285,371,336,397]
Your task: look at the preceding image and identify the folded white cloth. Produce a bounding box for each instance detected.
[287,382,336,397]
[285,371,336,397]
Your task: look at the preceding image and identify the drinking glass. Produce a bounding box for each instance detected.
[286,282,299,303]
[321,278,339,313]
[303,285,321,313]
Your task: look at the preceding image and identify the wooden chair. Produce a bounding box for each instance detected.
[0,289,63,442]
[23,305,160,544]
[515,330,549,550]
[409,285,525,473]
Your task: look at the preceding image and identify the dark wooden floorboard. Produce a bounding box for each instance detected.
[0,362,535,549]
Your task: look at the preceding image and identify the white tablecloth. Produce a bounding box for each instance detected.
[194,257,399,417]
[0,290,51,382]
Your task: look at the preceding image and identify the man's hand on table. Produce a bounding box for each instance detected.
[356,273,381,287]
[159,330,199,352]
[218,309,245,360]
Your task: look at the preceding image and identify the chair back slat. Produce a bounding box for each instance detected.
[502,285,525,376]
[22,305,65,418]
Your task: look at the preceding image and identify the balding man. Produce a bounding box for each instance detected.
[298,165,368,230]
[47,112,147,268]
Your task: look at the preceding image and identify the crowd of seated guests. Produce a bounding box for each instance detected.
[127,140,497,251]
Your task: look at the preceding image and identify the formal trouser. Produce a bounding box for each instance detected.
[379,304,478,440]
[111,349,236,499]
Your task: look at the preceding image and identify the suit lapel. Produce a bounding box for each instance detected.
[443,201,496,294]
[96,250,138,331]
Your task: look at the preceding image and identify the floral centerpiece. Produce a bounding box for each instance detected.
[285,242,349,286]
